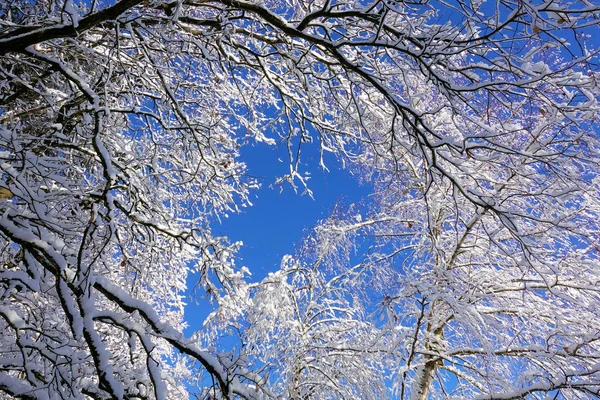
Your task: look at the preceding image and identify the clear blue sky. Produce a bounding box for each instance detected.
[185,139,371,333]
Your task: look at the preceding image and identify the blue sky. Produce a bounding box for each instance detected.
[185,138,371,332]
[218,141,370,281]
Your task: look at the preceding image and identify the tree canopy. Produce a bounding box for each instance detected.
[1,0,600,398]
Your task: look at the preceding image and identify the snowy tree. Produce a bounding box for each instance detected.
[1,0,600,399]
[240,247,392,399]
